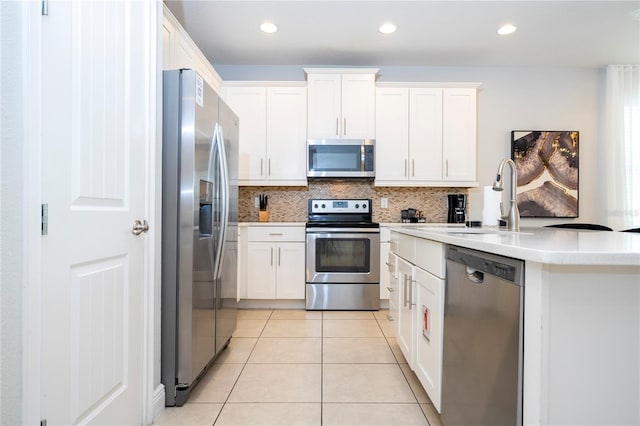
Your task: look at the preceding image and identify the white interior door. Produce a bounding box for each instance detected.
[40,1,150,424]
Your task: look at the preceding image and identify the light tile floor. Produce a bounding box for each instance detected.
[156,309,443,426]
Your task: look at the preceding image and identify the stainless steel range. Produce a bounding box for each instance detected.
[305,198,380,310]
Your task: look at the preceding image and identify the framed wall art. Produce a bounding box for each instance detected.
[511,130,579,218]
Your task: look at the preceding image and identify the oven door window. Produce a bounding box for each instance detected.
[315,238,370,273]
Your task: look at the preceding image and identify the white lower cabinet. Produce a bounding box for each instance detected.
[397,257,415,366]
[413,266,444,412]
[244,226,305,300]
[390,231,445,413]
[380,226,392,301]
[387,251,398,324]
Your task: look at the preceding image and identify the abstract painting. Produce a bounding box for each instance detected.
[511,131,579,218]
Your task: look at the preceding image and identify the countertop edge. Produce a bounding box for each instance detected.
[388,226,640,266]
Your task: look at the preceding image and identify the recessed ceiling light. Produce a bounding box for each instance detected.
[379,23,397,34]
[260,22,278,33]
[497,24,517,35]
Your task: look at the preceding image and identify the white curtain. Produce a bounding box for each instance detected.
[605,64,640,230]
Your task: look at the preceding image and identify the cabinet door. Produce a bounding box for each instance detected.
[246,242,276,299]
[410,88,443,181]
[341,74,376,139]
[380,241,391,300]
[414,267,444,413]
[161,20,173,69]
[266,87,307,182]
[443,88,477,182]
[375,87,409,182]
[275,242,306,299]
[307,74,342,139]
[224,87,267,181]
[387,252,399,327]
[397,257,415,366]
[173,35,196,70]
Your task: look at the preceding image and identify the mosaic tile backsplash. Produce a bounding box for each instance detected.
[239,182,468,223]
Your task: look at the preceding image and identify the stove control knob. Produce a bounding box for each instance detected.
[314,203,318,209]
[321,204,326,209]
[362,203,367,209]
[355,204,360,209]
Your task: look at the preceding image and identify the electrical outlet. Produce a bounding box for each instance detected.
[381,198,388,208]
[254,196,260,208]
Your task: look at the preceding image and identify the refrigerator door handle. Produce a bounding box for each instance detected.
[214,124,230,280]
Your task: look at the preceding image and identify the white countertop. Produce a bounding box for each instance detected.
[389,225,640,266]
[239,222,304,227]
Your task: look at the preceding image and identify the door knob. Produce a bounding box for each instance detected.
[132,219,149,235]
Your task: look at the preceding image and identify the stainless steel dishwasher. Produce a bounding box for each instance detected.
[442,245,524,426]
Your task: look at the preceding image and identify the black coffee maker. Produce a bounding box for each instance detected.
[447,194,467,223]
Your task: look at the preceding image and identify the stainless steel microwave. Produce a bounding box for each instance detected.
[307,139,375,178]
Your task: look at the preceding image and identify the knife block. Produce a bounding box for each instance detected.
[258,209,269,222]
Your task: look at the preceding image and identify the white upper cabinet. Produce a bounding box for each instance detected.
[375,87,409,182]
[162,5,222,94]
[443,88,477,182]
[375,84,478,187]
[410,88,444,181]
[266,87,308,182]
[223,86,267,182]
[223,83,307,186]
[306,69,378,139]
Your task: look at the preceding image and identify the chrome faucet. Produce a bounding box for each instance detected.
[492,159,520,231]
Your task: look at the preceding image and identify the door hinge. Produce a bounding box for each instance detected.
[41,0,48,16]
[41,203,48,235]
[41,419,47,426]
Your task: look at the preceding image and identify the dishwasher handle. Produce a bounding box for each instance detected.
[465,267,485,284]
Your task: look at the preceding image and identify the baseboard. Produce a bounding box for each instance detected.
[152,384,165,423]
[238,299,390,310]
[238,299,306,310]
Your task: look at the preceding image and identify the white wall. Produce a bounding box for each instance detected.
[216,65,605,226]
[0,1,24,424]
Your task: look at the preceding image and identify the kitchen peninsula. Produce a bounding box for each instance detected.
[389,226,640,425]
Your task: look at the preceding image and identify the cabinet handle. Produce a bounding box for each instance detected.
[278,247,281,266]
[445,159,449,177]
[270,247,273,266]
[336,117,339,136]
[403,275,408,307]
[386,286,395,293]
[343,117,347,135]
[404,160,407,177]
[268,159,271,176]
[409,278,416,309]
[269,233,283,236]
[260,158,264,176]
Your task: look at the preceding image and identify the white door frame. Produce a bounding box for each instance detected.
[21,1,161,424]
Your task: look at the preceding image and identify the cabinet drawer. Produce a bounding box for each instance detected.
[247,226,305,242]
[414,239,445,279]
[397,233,416,263]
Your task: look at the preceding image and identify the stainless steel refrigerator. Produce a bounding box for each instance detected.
[161,69,238,406]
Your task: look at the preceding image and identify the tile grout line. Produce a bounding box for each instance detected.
[380,315,432,426]
[211,309,273,425]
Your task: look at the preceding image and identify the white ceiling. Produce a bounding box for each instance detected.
[165,1,640,68]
